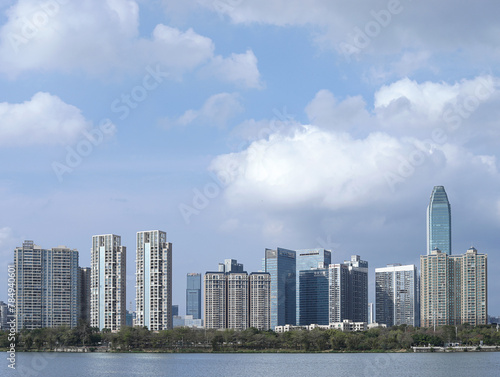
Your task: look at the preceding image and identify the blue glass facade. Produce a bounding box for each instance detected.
[264,248,296,329]
[186,273,202,319]
[299,269,329,325]
[427,186,451,255]
[295,248,331,325]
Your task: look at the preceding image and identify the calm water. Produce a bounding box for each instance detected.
[3,352,500,377]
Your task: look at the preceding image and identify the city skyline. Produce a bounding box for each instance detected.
[1,1,500,320]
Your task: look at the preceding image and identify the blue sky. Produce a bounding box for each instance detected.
[1,0,499,316]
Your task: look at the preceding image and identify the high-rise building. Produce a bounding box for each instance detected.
[375,264,419,327]
[264,248,296,329]
[0,301,9,330]
[91,234,126,332]
[345,255,369,322]
[204,272,227,329]
[78,267,91,323]
[227,272,249,330]
[186,273,202,320]
[328,256,368,324]
[135,230,172,331]
[420,247,487,327]
[205,260,271,331]
[249,272,271,330]
[328,263,349,323]
[295,248,331,325]
[14,241,79,331]
[219,259,244,273]
[427,186,452,255]
[299,268,329,325]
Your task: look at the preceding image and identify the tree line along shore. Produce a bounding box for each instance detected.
[2,322,500,353]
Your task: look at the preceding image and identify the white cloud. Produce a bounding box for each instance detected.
[0,0,261,85]
[164,92,244,128]
[205,50,263,89]
[192,0,500,66]
[305,90,371,133]
[210,76,500,214]
[0,92,107,146]
[374,76,500,138]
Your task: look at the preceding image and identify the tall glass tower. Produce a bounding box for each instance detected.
[264,248,296,329]
[427,186,451,255]
[186,273,202,319]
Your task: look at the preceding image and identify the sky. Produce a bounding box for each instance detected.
[0,0,499,317]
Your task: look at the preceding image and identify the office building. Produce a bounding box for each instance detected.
[296,248,331,325]
[264,248,296,329]
[219,259,244,273]
[186,273,202,319]
[91,234,126,332]
[345,255,369,322]
[299,268,329,325]
[249,272,271,330]
[78,267,91,323]
[14,241,79,331]
[420,247,487,327]
[427,186,452,255]
[172,305,178,317]
[328,256,368,324]
[135,230,173,331]
[375,264,419,327]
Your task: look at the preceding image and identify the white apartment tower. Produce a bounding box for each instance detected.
[375,264,419,327]
[204,272,227,329]
[249,272,271,330]
[227,272,249,330]
[14,241,79,331]
[135,230,173,330]
[91,234,126,332]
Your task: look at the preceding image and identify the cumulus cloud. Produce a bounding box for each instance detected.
[305,90,372,134]
[210,76,500,215]
[0,92,108,146]
[374,76,500,141]
[163,92,244,128]
[192,0,500,69]
[204,50,263,89]
[0,0,261,86]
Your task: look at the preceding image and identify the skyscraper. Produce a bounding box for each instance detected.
[249,272,271,330]
[204,260,271,330]
[204,272,227,329]
[420,247,487,327]
[14,241,79,331]
[78,267,91,323]
[295,248,331,325]
[227,272,249,330]
[299,268,329,325]
[135,230,173,331]
[375,264,419,327]
[345,255,369,323]
[427,186,452,255]
[264,248,296,329]
[186,273,201,319]
[91,234,126,332]
[328,256,368,323]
